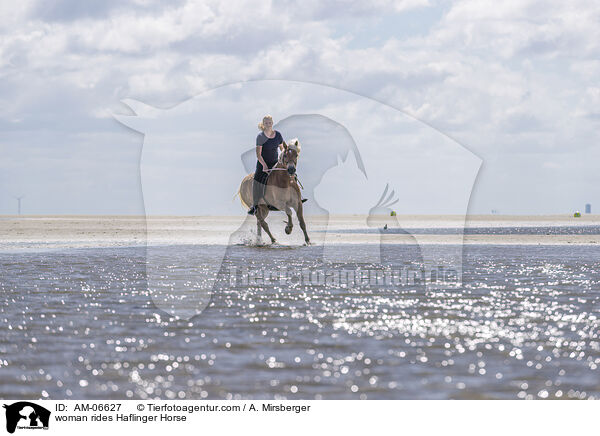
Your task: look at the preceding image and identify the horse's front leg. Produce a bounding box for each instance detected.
[295,201,310,245]
[257,206,276,244]
[284,206,293,234]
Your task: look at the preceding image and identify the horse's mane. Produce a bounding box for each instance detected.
[287,138,301,154]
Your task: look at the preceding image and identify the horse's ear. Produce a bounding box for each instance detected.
[283,141,288,150]
[294,140,298,146]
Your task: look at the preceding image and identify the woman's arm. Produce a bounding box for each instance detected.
[256,146,268,171]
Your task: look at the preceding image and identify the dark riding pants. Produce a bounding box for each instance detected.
[252,160,276,207]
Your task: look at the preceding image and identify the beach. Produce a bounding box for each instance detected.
[1,214,599,250]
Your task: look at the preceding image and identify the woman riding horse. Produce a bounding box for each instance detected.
[247,114,284,215]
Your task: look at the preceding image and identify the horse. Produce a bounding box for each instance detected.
[238,138,310,245]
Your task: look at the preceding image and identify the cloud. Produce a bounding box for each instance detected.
[0,0,598,213]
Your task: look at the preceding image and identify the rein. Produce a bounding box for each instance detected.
[264,141,304,189]
[266,148,293,172]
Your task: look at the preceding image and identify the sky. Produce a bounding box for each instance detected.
[1,0,599,215]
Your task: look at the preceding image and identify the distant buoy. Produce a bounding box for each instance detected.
[390,211,396,216]
[574,211,581,217]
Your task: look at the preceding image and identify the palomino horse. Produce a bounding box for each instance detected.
[238,138,310,245]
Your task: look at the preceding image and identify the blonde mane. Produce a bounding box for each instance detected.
[287,138,301,154]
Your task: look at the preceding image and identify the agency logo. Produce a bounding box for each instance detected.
[2,402,50,434]
[114,80,481,319]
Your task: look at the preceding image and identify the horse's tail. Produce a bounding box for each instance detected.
[236,186,251,209]
[237,174,256,209]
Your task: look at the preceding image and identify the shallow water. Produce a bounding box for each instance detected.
[323,225,600,235]
[1,243,599,399]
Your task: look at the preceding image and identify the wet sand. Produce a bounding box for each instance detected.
[0,214,599,250]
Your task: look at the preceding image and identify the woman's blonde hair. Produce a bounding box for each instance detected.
[258,115,273,131]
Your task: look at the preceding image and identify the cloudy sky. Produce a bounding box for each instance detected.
[1,0,599,215]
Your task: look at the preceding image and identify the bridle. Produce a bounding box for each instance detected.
[267,142,298,174]
[265,141,304,189]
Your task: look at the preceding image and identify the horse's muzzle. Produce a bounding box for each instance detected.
[287,165,296,175]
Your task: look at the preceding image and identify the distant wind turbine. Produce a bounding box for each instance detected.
[13,195,24,215]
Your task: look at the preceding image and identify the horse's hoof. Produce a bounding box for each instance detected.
[271,239,277,244]
[285,226,292,235]
[304,240,311,246]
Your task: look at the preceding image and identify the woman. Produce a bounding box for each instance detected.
[248,115,284,215]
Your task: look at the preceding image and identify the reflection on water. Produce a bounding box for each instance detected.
[322,226,600,235]
[1,244,599,399]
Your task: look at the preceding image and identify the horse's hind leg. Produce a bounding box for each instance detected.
[284,206,293,234]
[257,207,276,244]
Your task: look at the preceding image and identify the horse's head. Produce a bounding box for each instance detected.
[282,138,301,175]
